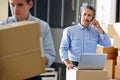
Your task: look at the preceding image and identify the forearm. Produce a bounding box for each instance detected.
[99,33,111,47]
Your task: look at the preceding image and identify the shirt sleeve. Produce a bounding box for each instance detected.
[0,19,7,25]
[98,33,111,47]
[41,22,56,67]
[0,17,17,25]
[59,28,70,62]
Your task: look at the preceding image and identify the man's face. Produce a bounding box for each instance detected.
[9,0,33,21]
[81,8,94,28]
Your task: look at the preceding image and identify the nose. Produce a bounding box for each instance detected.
[84,15,88,20]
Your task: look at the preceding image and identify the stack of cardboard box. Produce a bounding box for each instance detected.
[0,21,45,80]
[96,46,118,79]
[115,56,120,79]
[108,23,120,80]
[96,23,120,79]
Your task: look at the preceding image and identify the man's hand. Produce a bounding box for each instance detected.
[64,59,75,70]
[66,63,75,70]
[91,19,104,34]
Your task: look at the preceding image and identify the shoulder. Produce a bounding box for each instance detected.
[64,24,79,33]
[29,16,50,34]
[29,16,49,27]
[0,17,14,25]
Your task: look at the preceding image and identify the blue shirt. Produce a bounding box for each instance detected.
[59,24,111,62]
[0,13,56,67]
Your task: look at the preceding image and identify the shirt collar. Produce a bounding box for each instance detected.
[27,13,32,21]
[11,17,17,22]
[78,23,91,31]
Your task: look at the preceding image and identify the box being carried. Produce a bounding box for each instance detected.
[0,21,45,80]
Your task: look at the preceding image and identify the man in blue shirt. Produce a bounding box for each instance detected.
[0,0,56,79]
[59,5,111,70]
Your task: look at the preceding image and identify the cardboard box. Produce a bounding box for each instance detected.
[114,35,120,48]
[0,21,45,80]
[104,59,116,79]
[108,23,120,48]
[115,65,120,79]
[96,46,118,60]
[108,24,117,38]
[117,56,120,66]
[66,69,107,80]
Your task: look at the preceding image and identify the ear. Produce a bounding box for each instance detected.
[28,1,33,9]
[92,13,95,20]
[91,17,95,21]
[91,14,95,21]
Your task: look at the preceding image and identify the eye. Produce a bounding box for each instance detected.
[18,3,24,7]
[88,14,91,17]
[84,13,86,16]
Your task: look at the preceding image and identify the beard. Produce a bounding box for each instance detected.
[81,19,90,28]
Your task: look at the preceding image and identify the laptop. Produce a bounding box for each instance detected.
[78,53,107,70]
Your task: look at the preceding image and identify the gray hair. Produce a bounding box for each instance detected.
[82,5,96,19]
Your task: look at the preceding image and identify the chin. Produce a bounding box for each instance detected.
[13,16,20,20]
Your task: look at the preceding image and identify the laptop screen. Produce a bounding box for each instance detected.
[78,53,107,70]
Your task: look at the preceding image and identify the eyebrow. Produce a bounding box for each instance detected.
[17,3,24,6]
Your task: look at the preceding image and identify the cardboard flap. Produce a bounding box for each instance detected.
[108,23,120,48]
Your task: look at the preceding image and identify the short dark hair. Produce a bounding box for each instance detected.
[26,0,32,4]
[82,5,96,19]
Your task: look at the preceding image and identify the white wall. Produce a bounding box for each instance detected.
[0,0,8,21]
[96,0,116,32]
